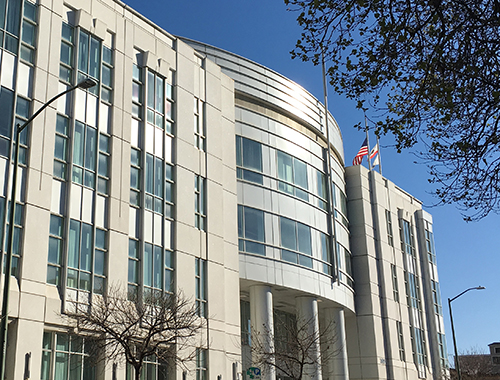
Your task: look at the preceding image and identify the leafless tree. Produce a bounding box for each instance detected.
[250,313,339,380]
[451,347,500,380]
[63,286,204,380]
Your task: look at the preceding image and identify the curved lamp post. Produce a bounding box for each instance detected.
[0,78,97,379]
[448,286,485,380]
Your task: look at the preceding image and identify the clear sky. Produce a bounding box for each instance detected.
[121,0,499,358]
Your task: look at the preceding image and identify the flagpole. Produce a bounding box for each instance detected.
[321,48,339,285]
[365,116,372,171]
[376,135,382,175]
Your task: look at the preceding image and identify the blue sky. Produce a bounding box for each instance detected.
[121,0,499,356]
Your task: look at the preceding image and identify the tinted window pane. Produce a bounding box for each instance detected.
[0,88,14,138]
[242,138,262,171]
[244,207,264,242]
[280,218,296,251]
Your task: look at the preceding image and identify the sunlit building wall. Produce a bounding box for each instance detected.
[0,0,446,380]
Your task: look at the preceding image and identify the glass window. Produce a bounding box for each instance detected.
[65,219,107,293]
[236,136,263,184]
[195,175,206,231]
[277,151,308,201]
[386,210,394,247]
[196,348,207,380]
[195,258,207,317]
[41,331,96,380]
[47,215,64,285]
[279,217,312,268]
[194,97,204,150]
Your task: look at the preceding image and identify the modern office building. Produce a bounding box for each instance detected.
[0,0,447,380]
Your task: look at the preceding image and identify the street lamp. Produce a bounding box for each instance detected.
[448,286,485,380]
[0,78,97,379]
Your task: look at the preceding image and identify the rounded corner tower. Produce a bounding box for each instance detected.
[182,38,354,380]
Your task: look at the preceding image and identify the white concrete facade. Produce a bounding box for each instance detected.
[0,1,447,380]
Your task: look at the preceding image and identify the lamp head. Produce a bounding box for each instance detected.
[476,286,486,290]
[77,78,98,89]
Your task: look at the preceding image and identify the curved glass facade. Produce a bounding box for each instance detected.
[184,38,355,313]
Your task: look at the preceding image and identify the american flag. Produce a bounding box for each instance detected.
[352,138,369,165]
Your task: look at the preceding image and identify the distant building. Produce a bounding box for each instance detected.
[0,0,448,379]
[450,343,500,379]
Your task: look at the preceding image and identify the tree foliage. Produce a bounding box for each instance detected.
[286,0,500,220]
[64,287,204,380]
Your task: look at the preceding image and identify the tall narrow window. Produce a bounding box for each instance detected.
[400,219,415,257]
[196,348,208,380]
[130,148,141,207]
[236,136,263,184]
[431,280,443,315]
[425,227,436,264]
[316,169,327,210]
[194,97,205,151]
[47,215,64,285]
[386,210,393,247]
[3,202,24,277]
[195,175,206,231]
[320,232,331,275]
[397,321,405,361]
[195,258,207,317]
[391,264,399,302]
[72,121,97,188]
[128,239,140,300]
[97,133,110,195]
[145,154,163,213]
[54,115,70,179]
[238,206,265,255]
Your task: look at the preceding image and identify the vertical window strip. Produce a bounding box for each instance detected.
[195,175,206,231]
[130,147,141,207]
[196,348,208,380]
[20,1,37,65]
[132,64,143,119]
[165,70,174,135]
[425,228,436,264]
[386,209,393,247]
[431,280,443,315]
[97,133,110,195]
[66,219,107,294]
[128,238,139,300]
[146,70,165,130]
[195,258,207,317]
[165,163,174,219]
[391,264,399,302]
[72,121,97,189]
[2,201,24,277]
[145,153,164,214]
[47,214,64,285]
[397,321,405,361]
[194,97,205,151]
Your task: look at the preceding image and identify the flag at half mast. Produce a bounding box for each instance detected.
[352,138,369,165]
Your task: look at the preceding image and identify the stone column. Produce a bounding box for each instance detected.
[323,307,349,380]
[250,285,275,380]
[295,296,322,380]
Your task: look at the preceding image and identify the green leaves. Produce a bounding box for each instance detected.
[287,0,500,220]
